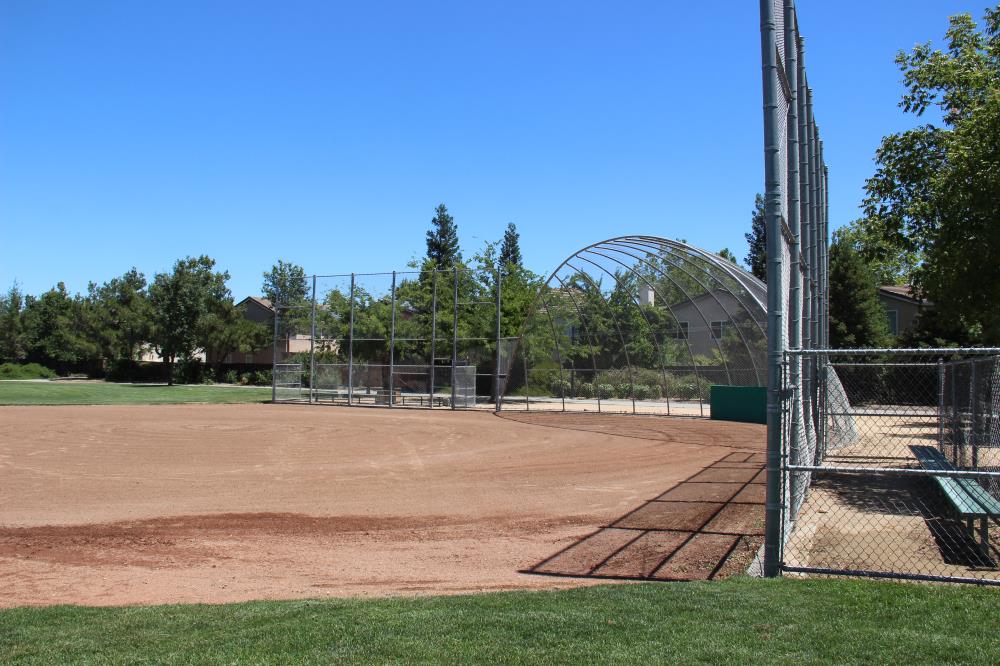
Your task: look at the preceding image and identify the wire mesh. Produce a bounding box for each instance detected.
[500,237,767,417]
[781,350,1000,585]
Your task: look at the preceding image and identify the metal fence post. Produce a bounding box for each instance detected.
[309,275,317,404]
[430,269,438,408]
[760,0,784,579]
[452,265,458,410]
[938,358,945,454]
[971,359,978,469]
[495,267,502,413]
[389,270,397,407]
[271,304,279,403]
[348,273,355,406]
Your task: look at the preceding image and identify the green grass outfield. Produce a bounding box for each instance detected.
[1,578,997,664]
[0,381,272,405]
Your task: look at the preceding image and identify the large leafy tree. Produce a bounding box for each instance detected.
[425,203,461,268]
[828,232,893,349]
[262,260,308,307]
[84,268,152,362]
[744,193,766,282]
[149,256,232,384]
[21,283,98,370]
[848,8,1000,342]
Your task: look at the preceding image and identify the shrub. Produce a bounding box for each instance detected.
[224,370,239,384]
[632,384,651,401]
[549,379,571,398]
[0,362,57,380]
[597,383,614,400]
[251,370,272,386]
[576,382,595,399]
[613,383,631,399]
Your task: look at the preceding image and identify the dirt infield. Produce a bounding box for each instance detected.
[0,405,762,607]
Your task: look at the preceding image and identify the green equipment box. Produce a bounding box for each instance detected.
[710,385,766,424]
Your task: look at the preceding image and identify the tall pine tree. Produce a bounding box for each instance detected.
[829,232,893,349]
[499,222,522,269]
[425,204,460,268]
[744,193,766,282]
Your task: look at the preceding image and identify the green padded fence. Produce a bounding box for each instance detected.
[710,385,766,424]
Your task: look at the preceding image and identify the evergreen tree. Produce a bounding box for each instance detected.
[499,222,523,269]
[0,283,25,363]
[828,232,893,349]
[425,203,460,268]
[744,193,766,282]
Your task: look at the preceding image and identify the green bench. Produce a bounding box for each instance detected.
[910,445,1000,553]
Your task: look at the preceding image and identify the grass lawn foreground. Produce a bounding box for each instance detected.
[1,578,998,664]
[0,380,272,405]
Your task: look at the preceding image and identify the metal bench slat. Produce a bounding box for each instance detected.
[909,445,1000,518]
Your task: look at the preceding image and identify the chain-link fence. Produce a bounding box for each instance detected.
[500,236,767,418]
[272,267,513,410]
[760,0,830,576]
[780,349,1000,585]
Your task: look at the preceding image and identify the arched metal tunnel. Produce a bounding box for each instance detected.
[501,236,767,415]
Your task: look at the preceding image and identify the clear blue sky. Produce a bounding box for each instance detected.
[0,0,984,299]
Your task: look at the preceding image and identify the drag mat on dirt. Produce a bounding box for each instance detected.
[522,439,766,582]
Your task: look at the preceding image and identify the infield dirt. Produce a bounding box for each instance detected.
[0,404,762,607]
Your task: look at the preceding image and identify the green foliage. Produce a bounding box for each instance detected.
[262,260,308,307]
[717,248,738,264]
[744,193,766,282]
[0,283,26,363]
[148,256,232,385]
[0,362,56,379]
[20,282,98,370]
[105,359,165,383]
[425,203,461,268]
[852,8,1000,342]
[83,268,153,363]
[499,222,523,269]
[829,232,893,349]
[224,369,238,384]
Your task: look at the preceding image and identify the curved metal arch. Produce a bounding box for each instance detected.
[504,235,767,413]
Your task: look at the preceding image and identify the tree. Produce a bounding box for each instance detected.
[744,193,766,282]
[850,8,1000,342]
[0,283,26,363]
[717,248,739,264]
[84,268,152,362]
[262,260,308,307]
[499,222,523,270]
[828,232,893,349]
[21,283,98,371]
[425,203,461,268]
[148,256,232,385]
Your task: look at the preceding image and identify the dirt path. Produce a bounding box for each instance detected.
[0,404,762,607]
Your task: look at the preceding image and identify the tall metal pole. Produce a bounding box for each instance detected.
[389,271,397,407]
[429,270,438,408]
[271,303,279,403]
[494,268,502,412]
[348,273,355,406]
[785,0,802,484]
[760,0,784,579]
[452,265,458,409]
[309,275,317,404]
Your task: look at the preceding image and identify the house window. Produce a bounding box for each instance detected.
[711,321,727,339]
[886,310,899,336]
[675,321,689,340]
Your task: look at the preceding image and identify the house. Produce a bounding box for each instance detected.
[878,285,931,338]
[207,296,312,365]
